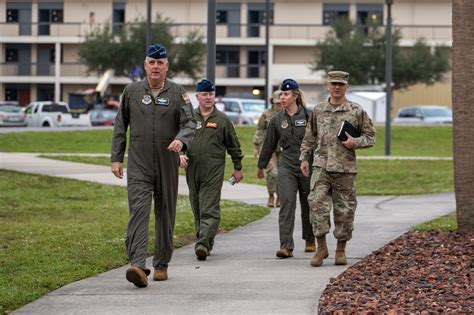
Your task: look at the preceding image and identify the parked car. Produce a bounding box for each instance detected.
[24,101,91,127]
[220,98,266,125]
[393,105,452,124]
[0,101,27,127]
[89,109,118,126]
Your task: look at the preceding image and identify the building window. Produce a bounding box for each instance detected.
[38,3,64,35]
[6,87,18,101]
[6,9,19,22]
[357,4,383,27]
[323,4,349,26]
[216,47,240,78]
[247,4,274,37]
[6,49,18,62]
[113,2,125,33]
[216,10,227,24]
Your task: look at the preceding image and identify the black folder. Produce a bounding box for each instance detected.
[337,120,360,141]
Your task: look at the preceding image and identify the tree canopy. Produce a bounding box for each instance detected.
[78,15,206,81]
[311,19,451,90]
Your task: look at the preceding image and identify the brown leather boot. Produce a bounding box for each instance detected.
[276,248,293,258]
[305,240,316,252]
[267,193,275,207]
[153,266,168,281]
[195,246,209,261]
[310,236,329,267]
[126,266,148,287]
[335,240,347,265]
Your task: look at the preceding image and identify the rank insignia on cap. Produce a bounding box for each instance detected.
[281,120,289,129]
[206,121,218,129]
[155,97,169,106]
[196,121,202,129]
[181,92,191,104]
[295,119,307,127]
[142,95,152,105]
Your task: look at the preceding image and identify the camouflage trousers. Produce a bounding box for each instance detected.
[308,167,357,241]
[265,152,280,194]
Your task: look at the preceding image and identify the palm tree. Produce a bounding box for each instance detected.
[452,0,474,231]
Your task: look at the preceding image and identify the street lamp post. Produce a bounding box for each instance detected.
[207,0,217,83]
[146,0,152,51]
[265,0,270,103]
[385,0,393,156]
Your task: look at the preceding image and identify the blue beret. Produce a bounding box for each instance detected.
[146,43,167,59]
[196,79,215,92]
[280,79,299,91]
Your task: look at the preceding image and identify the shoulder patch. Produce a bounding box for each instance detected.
[181,92,191,105]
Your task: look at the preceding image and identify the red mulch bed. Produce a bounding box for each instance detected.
[318,231,474,314]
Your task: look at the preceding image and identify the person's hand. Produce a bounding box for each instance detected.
[342,132,356,150]
[300,160,310,177]
[179,155,189,168]
[253,145,260,158]
[111,162,123,179]
[168,139,184,152]
[257,168,264,179]
[232,169,244,183]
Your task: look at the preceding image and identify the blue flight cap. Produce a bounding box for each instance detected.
[196,79,215,92]
[146,43,167,59]
[280,79,299,91]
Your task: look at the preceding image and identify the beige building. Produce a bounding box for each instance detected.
[0,0,452,112]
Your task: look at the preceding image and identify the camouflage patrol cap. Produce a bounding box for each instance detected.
[272,90,282,103]
[327,71,349,84]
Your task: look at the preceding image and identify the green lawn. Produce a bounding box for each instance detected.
[44,155,454,195]
[412,212,458,231]
[0,125,453,157]
[0,170,269,313]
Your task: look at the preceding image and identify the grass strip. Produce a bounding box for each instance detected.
[0,170,269,313]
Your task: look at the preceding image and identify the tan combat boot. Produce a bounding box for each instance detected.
[305,240,316,252]
[267,193,275,207]
[153,266,168,281]
[310,236,329,267]
[335,240,347,265]
[126,266,148,287]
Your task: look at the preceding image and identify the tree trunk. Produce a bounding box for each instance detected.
[453,0,474,231]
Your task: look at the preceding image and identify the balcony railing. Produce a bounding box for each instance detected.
[0,62,269,80]
[0,22,452,42]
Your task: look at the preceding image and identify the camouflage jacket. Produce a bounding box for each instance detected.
[300,98,375,173]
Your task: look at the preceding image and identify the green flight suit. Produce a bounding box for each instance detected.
[258,105,315,250]
[185,107,243,252]
[111,78,196,273]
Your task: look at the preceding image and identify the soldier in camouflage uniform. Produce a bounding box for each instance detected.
[180,79,244,261]
[111,43,196,287]
[253,90,283,207]
[300,71,376,267]
[258,79,316,259]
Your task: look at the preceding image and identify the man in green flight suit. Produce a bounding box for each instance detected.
[111,43,196,287]
[180,79,244,261]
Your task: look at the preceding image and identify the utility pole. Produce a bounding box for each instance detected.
[146,0,152,51]
[207,0,217,82]
[265,0,270,103]
[385,0,393,156]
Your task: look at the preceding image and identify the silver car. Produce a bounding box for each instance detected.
[0,101,27,127]
[221,98,266,125]
[393,105,452,124]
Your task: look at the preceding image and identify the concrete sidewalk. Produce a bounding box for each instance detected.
[1,152,455,314]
